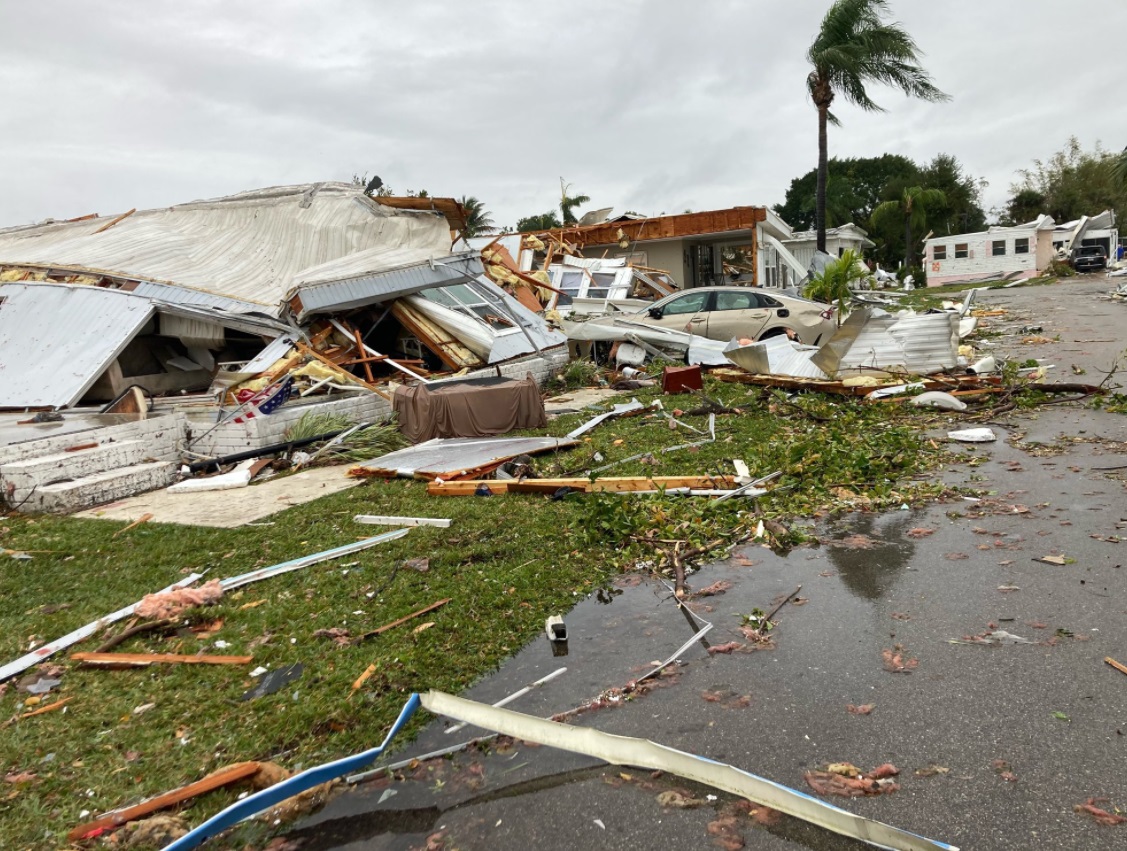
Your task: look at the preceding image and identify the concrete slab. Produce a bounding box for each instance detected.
[75,464,360,528]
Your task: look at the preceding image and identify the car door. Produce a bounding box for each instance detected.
[642,290,712,333]
[706,290,771,341]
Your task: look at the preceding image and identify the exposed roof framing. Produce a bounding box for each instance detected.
[534,206,768,248]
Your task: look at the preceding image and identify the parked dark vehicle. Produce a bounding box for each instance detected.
[1071,245,1108,272]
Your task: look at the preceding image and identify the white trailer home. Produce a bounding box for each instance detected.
[924,216,1056,286]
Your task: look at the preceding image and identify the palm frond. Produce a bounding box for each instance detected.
[808,0,948,115]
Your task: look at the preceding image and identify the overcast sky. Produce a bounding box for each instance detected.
[3,1,1124,231]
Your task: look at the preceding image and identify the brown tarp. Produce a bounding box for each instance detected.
[393,374,547,443]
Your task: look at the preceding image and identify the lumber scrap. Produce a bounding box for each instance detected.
[390,301,482,370]
[71,652,253,667]
[427,475,736,496]
[67,761,261,842]
[354,598,451,643]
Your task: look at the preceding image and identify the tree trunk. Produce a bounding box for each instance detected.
[903,214,912,270]
[816,105,828,254]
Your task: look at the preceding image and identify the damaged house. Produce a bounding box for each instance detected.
[529,206,810,291]
[0,183,566,512]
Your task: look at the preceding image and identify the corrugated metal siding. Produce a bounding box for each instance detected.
[0,283,154,408]
[0,183,451,309]
[291,253,484,320]
[814,310,958,376]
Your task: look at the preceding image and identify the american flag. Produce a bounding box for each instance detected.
[233,377,293,423]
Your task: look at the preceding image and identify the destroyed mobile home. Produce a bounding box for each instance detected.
[0,183,567,511]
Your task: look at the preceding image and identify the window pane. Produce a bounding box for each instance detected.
[992,240,1006,256]
[714,291,756,311]
[587,272,617,299]
[933,245,947,260]
[1015,238,1029,254]
[662,292,709,315]
[955,243,969,259]
[559,271,584,294]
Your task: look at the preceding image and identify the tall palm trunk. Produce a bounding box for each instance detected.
[816,104,828,253]
[903,215,912,269]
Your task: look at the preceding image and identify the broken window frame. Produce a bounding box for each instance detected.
[418,284,520,335]
[549,265,635,309]
[955,243,969,259]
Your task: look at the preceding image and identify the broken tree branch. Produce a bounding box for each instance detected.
[756,585,803,636]
[94,618,178,653]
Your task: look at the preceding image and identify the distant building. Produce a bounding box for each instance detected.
[923,210,1118,286]
[779,223,874,271]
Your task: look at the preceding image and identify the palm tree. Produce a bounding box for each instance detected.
[1112,146,1127,187]
[559,178,590,225]
[871,186,946,269]
[459,196,497,238]
[807,0,949,253]
[804,249,867,322]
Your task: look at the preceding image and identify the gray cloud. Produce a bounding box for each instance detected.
[2,1,1123,231]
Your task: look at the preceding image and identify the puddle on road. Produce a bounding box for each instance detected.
[284,513,940,851]
[823,511,919,600]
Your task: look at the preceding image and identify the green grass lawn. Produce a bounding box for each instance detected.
[0,377,962,849]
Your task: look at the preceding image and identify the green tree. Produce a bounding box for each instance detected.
[870,186,946,269]
[516,211,563,233]
[1008,137,1127,227]
[916,153,986,236]
[806,0,949,252]
[1000,188,1045,226]
[458,196,497,238]
[559,178,590,225]
[775,154,919,231]
[1113,147,1127,187]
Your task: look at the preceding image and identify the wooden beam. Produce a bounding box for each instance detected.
[71,652,253,667]
[293,341,391,400]
[91,208,136,235]
[354,598,452,642]
[535,206,767,249]
[67,762,261,841]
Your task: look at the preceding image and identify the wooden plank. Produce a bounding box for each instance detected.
[112,513,154,538]
[67,762,261,841]
[20,696,73,719]
[428,475,736,497]
[531,206,766,249]
[72,652,253,667]
[293,341,392,401]
[354,598,451,642]
[390,301,481,370]
[1106,656,1127,677]
[91,208,136,235]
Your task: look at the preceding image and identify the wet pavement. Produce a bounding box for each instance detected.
[290,276,1127,850]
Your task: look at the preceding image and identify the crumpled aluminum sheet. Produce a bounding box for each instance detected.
[723,335,828,379]
[353,436,577,479]
[813,309,958,377]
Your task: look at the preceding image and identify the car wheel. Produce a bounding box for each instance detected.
[760,327,797,343]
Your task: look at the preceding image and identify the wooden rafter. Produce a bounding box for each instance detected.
[533,206,768,249]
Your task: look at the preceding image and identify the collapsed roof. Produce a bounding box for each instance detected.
[0,183,467,319]
[0,184,565,410]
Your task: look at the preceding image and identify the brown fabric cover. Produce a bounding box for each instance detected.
[393,373,547,443]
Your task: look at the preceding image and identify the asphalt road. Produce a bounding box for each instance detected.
[289,274,1127,851]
